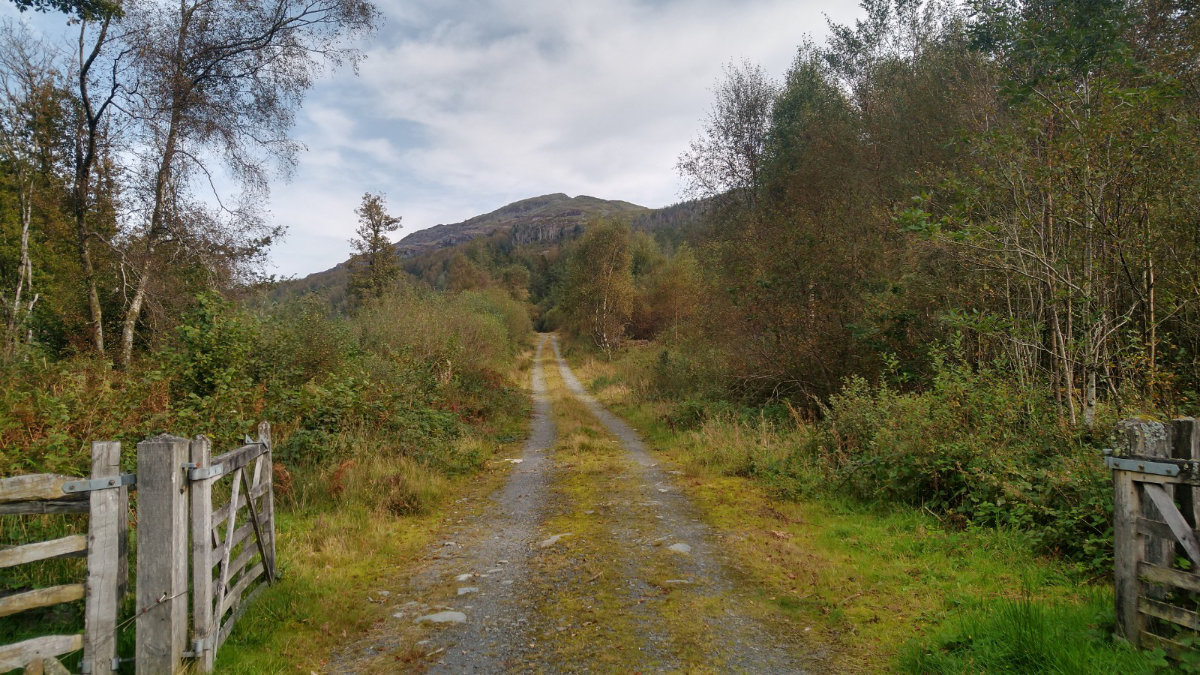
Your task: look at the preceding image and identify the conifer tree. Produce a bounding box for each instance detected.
[348,192,402,302]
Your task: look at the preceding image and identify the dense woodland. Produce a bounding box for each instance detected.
[393,0,1200,422]
[0,0,542,487]
[534,0,1200,418]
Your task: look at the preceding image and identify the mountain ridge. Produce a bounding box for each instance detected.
[393,193,650,256]
[273,193,663,302]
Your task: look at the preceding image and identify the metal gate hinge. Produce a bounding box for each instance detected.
[63,473,136,494]
[184,463,225,480]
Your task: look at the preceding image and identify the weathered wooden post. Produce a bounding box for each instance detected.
[1113,419,1178,646]
[83,441,122,674]
[1125,422,1174,571]
[1173,418,1199,529]
[1112,449,1144,646]
[136,435,190,674]
[190,436,215,671]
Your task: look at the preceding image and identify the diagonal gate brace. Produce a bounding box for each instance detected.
[1143,483,1200,567]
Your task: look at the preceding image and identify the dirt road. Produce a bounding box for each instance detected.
[330,335,810,672]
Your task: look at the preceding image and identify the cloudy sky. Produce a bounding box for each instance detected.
[262,0,866,277]
[7,0,863,278]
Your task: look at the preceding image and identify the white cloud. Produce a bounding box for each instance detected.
[266,0,863,277]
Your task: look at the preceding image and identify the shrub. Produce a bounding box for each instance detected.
[805,352,1115,572]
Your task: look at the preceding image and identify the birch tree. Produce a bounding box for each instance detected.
[115,0,377,367]
[0,25,69,358]
[564,220,633,358]
[677,60,777,206]
[70,14,124,355]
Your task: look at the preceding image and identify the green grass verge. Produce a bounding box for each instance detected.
[566,344,1166,672]
[899,588,1164,673]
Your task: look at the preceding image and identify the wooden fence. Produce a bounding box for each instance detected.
[1,424,276,674]
[0,442,128,674]
[1109,417,1200,655]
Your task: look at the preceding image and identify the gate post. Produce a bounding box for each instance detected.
[1112,462,1144,646]
[190,436,215,671]
[135,435,190,674]
[83,441,122,674]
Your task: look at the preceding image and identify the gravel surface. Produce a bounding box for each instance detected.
[328,335,812,672]
[549,336,806,673]
[329,335,557,672]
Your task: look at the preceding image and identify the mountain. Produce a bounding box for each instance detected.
[393,193,649,256]
[271,194,655,303]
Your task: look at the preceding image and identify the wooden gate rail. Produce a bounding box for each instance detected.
[0,442,128,673]
[189,422,277,672]
[1110,418,1200,655]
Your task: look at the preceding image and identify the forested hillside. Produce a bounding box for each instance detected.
[457,0,1200,420]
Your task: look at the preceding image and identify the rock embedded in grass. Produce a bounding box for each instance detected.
[667,543,692,554]
[539,532,573,548]
[415,611,467,624]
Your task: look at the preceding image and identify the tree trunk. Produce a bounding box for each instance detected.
[119,4,189,369]
[119,142,176,368]
[4,186,32,358]
[73,17,117,357]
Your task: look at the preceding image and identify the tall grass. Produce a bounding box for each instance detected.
[589,342,1119,575]
[572,339,1166,672]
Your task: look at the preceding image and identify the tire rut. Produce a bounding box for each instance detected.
[329,334,557,672]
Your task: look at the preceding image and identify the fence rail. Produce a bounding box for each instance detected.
[0,442,126,674]
[2,425,276,673]
[1110,418,1200,656]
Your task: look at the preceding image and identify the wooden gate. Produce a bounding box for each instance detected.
[2,425,277,673]
[1109,418,1200,654]
[188,422,277,672]
[0,442,129,673]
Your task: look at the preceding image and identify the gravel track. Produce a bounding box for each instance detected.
[549,336,806,673]
[329,335,811,672]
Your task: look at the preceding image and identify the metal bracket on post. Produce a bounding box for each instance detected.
[79,656,127,673]
[184,463,225,481]
[183,635,212,659]
[63,473,136,494]
[1104,456,1183,476]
